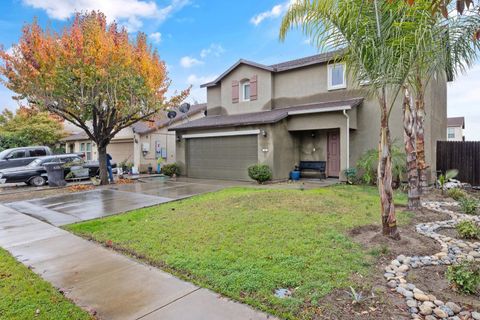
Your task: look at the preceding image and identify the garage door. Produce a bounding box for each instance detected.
[187,135,258,180]
[107,141,134,163]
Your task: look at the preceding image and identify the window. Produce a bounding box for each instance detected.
[241,81,250,101]
[86,143,92,161]
[448,127,455,139]
[328,63,346,90]
[8,150,25,159]
[30,149,47,157]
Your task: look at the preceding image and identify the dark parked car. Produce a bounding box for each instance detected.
[0,146,53,170]
[0,154,114,186]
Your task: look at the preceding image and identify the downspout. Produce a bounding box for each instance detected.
[343,110,350,170]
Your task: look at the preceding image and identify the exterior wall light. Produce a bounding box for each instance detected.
[261,130,267,137]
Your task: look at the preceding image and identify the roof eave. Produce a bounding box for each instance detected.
[200,59,274,88]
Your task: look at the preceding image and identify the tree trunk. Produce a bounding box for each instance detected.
[415,77,428,192]
[97,145,109,185]
[403,86,420,210]
[378,95,400,240]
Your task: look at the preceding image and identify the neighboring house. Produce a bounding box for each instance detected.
[171,51,447,181]
[62,127,135,163]
[447,117,465,141]
[61,104,206,172]
[131,103,206,172]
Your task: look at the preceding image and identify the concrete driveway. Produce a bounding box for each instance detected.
[5,178,236,226]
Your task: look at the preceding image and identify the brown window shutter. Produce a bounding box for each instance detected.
[232,80,239,103]
[250,75,258,100]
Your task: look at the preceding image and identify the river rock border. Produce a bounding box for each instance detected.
[384,201,480,320]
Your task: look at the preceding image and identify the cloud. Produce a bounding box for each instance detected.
[22,0,190,32]
[200,43,225,59]
[180,56,204,68]
[149,32,162,44]
[250,0,295,26]
[186,74,217,86]
[447,64,480,140]
[183,74,217,103]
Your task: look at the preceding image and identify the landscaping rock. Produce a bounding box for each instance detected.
[445,302,461,314]
[414,293,430,302]
[419,304,433,316]
[382,200,480,320]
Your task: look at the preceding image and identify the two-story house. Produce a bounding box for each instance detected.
[447,117,465,141]
[171,51,447,181]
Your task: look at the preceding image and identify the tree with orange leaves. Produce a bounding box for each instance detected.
[0,11,189,184]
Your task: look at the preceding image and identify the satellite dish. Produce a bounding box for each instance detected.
[179,103,191,113]
[167,110,177,119]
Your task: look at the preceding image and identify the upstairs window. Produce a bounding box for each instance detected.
[328,63,346,90]
[241,81,251,101]
[447,127,455,139]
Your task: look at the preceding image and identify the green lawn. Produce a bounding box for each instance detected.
[0,248,92,320]
[66,185,408,319]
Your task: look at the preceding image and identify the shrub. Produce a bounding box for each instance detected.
[447,261,480,295]
[447,188,467,201]
[248,164,272,184]
[343,168,357,185]
[161,163,180,177]
[356,143,405,186]
[458,197,479,215]
[456,221,480,240]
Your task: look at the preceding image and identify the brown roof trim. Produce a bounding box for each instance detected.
[201,49,344,88]
[170,98,363,131]
[200,60,274,88]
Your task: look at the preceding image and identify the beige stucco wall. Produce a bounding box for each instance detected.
[134,111,205,173]
[208,64,273,115]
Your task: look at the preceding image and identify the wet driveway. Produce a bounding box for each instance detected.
[5,179,227,226]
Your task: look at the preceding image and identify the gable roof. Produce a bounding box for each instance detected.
[132,103,207,135]
[170,98,362,131]
[447,117,465,128]
[201,49,344,88]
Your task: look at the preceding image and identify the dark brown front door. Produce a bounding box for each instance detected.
[327,131,340,177]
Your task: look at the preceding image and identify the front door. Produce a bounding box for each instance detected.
[327,131,340,177]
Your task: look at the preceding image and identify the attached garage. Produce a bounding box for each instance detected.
[186,134,258,180]
[107,140,134,163]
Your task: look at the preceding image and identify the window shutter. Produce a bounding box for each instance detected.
[250,75,258,100]
[232,80,239,103]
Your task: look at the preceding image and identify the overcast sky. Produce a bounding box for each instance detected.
[0,0,478,140]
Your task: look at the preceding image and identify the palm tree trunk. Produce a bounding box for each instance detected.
[415,76,428,192]
[378,94,400,240]
[403,86,420,210]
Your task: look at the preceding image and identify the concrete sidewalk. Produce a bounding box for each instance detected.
[0,205,275,320]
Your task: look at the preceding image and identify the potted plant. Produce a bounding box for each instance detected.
[290,165,300,181]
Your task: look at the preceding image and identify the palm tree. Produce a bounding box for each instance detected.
[401,1,480,198]
[280,0,417,239]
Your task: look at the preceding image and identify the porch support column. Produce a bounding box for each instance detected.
[339,124,348,181]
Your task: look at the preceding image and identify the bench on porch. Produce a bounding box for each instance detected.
[299,161,326,179]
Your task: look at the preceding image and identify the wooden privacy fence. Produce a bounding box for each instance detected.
[436,141,480,186]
